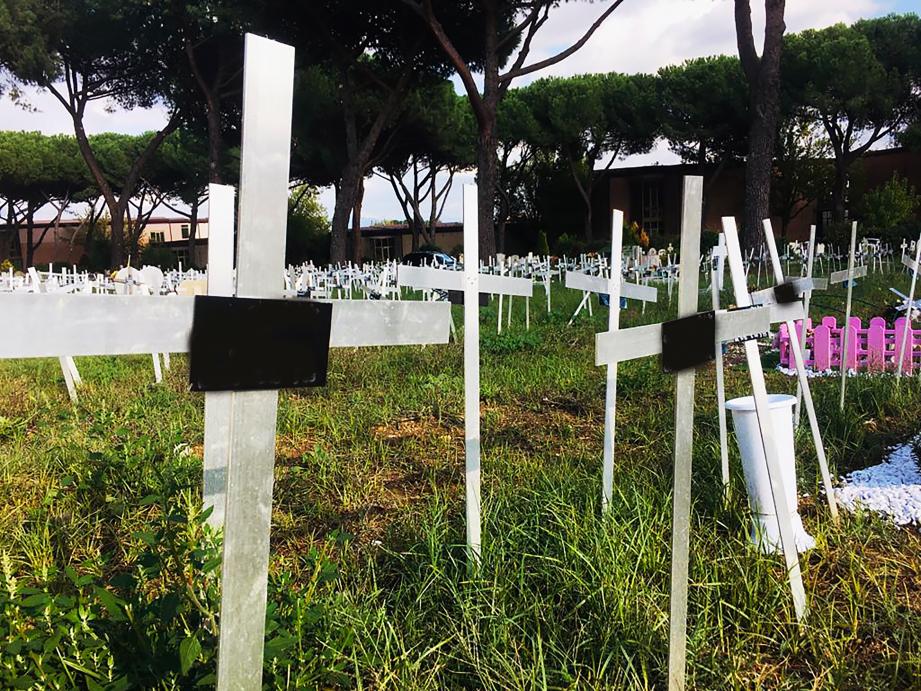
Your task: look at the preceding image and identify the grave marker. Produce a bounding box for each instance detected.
[594,178,796,690]
[398,194,532,560]
[896,235,921,376]
[0,35,451,689]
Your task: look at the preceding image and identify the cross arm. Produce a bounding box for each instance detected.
[398,265,533,297]
[1,295,451,359]
[830,265,868,284]
[564,270,657,302]
[594,306,771,367]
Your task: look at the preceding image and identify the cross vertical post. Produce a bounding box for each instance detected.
[710,243,730,491]
[666,175,703,691]
[601,210,625,511]
[215,35,295,691]
[839,221,858,410]
[202,183,236,528]
[462,185,482,563]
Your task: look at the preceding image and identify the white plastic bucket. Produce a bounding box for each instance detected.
[725,394,815,554]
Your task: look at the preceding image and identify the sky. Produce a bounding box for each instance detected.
[0,0,914,222]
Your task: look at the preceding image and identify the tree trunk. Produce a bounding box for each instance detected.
[497,217,507,254]
[831,161,848,224]
[331,163,361,264]
[352,177,364,264]
[476,126,499,258]
[742,123,776,248]
[25,206,35,268]
[5,201,20,267]
[186,42,224,185]
[187,197,200,265]
[411,221,421,252]
[735,0,786,250]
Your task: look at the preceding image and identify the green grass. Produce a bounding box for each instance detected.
[1,265,920,688]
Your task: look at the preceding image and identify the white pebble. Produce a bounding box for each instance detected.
[835,434,921,527]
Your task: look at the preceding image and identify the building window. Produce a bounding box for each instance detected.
[820,210,833,229]
[641,180,662,235]
[373,237,392,261]
[181,224,190,239]
[149,231,165,244]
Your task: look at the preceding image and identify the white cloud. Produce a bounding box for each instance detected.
[516,0,887,80]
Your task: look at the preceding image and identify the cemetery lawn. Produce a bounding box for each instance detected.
[1,269,920,689]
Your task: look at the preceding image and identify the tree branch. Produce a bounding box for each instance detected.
[405,0,488,127]
[499,5,550,97]
[500,0,625,83]
[733,0,761,84]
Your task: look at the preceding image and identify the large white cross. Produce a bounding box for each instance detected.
[594,177,797,691]
[397,200,532,562]
[0,35,452,690]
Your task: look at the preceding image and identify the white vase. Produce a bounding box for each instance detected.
[725,394,815,554]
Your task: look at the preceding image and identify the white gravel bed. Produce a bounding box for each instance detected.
[835,434,921,527]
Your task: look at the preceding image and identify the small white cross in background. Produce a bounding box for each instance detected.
[397,201,532,562]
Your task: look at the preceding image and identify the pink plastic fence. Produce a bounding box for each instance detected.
[776,316,921,372]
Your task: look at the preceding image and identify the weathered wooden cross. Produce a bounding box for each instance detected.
[1,35,452,689]
[593,177,806,691]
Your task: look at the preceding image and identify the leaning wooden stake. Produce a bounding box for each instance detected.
[723,218,808,623]
[761,220,839,522]
[896,233,921,377]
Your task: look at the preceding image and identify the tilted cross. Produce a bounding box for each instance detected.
[721,217,810,623]
[1,35,452,690]
[563,237,657,329]
[756,219,839,521]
